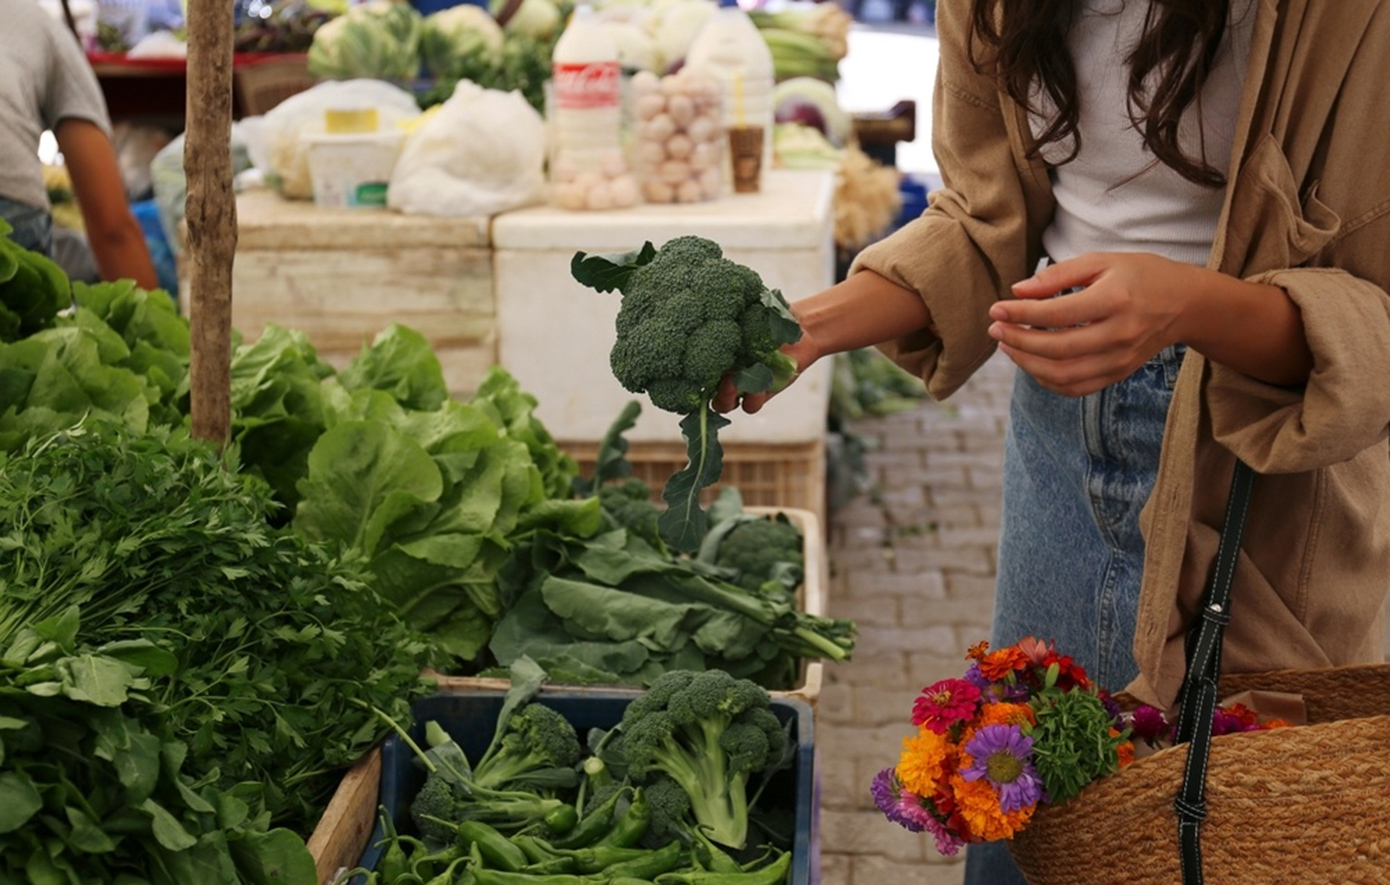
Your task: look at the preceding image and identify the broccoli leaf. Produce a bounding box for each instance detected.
[569,243,658,294]
[659,406,731,553]
[573,399,642,497]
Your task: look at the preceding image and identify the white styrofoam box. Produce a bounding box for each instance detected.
[492,169,836,444]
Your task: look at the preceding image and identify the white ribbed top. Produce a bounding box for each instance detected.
[1032,0,1256,267]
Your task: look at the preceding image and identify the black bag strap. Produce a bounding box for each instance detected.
[1171,458,1256,885]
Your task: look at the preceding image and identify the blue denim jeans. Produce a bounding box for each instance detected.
[0,198,54,257]
[963,344,1184,885]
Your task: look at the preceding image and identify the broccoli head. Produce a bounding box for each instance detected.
[612,669,787,850]
[600,236,801,415]
[707,514,805,593]
[597,477,666,550]
[472,701,583,791]
[573,237,804,552]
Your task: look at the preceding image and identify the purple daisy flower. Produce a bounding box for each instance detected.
[871,768,926,833]
[961,724,1044,813]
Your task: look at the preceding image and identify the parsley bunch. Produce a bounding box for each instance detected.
[0,421,433,832]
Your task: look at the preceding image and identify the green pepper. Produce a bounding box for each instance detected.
[375,808,413,882]
[457,820,530,873]
[592,789,650,849]
[600,840,685,879]
[523,856,581,875]
[512,834,563,865]
[423,857,471,885]
[563,844,657,874]
[654,849,791,885]
[545,803,581,834]
[553,787,631,850]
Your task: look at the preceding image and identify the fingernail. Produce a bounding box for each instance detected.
[988,322,1003,340]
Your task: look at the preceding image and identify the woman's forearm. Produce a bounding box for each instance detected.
[792,269,936,363]
[1176,267,1313,387]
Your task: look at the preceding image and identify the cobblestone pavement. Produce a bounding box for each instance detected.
[817,352,1018,885]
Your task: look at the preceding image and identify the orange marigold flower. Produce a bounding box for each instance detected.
[980,646,1029,681]
[966,640,990,662]
[949,773,1035,841]
[978,702,1035,729]
[1261,718,1294,729]
[1117,739,1136,767]
[897,728,954,797]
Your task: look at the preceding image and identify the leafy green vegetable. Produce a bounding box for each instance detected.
[0,421,432,832]
[571,237,802,552]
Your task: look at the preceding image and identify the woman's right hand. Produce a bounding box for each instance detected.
[712,314,824,414]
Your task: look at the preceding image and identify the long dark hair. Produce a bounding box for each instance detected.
[970,0,1232,187]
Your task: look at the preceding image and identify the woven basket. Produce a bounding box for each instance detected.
[1009,662,1390,884]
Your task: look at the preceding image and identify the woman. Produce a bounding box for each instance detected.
[1,0,157,290]
[718,1,1390,880]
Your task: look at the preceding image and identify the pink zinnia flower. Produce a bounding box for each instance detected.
[912,679,982,734]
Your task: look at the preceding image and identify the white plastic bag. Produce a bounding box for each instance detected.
[387,80,546,217]
[242,79,421,200]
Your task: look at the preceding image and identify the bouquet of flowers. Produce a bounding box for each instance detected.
[873,637,1293,856]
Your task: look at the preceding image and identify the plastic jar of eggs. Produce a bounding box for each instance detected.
[629,69,725,204]
[550,149,643,211]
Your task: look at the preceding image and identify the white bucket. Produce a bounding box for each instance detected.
[303,130,406,209]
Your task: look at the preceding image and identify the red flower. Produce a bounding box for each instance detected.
[912,679,983,734]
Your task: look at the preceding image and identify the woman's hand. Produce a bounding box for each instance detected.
[712,311,823,414]
[988,252,1192,397]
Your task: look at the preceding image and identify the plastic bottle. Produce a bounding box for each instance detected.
[683,0,776,183]
[549,2,640,209]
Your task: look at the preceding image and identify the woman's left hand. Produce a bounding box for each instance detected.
[988,251,1193,397]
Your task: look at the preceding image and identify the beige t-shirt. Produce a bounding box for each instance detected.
[1030,0,1257,267]
[0,0,113,212]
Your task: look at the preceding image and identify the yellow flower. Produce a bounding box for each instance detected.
[897,727,953,796]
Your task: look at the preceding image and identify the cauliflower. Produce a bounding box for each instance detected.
[492,0,562,40]
[306,0,423,82]
[419,3,506,80]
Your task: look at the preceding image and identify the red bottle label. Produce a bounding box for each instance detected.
[553,61,621,110]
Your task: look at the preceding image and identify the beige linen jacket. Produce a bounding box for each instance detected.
[854,0,1390,709]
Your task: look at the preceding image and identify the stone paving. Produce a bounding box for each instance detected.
[816,351,1018,885]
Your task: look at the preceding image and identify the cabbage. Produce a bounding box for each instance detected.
[602,21,660,73]
[306,1,423,82]
[420,4,506,80]
[491,0,562,40]
[773,76,853,147]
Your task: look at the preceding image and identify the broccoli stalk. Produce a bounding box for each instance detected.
[611,670,789,850]
[572,237,803,553]
[470,701,583,791]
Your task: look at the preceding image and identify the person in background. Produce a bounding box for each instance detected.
[718,1,1390,881]
[1,0,158,291]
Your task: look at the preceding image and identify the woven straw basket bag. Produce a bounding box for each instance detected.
[1009,464,1390,885]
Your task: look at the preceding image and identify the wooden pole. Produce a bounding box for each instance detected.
[183,0,237,447]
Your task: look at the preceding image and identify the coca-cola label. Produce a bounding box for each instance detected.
[553,61,621,110]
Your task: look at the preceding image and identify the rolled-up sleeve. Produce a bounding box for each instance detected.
[1208,266,1390,471]
[849,0,1049,401]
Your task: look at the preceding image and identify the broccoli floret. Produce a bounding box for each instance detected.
[709,515,805,593]
[471,702,583,791]
[409,769,580,839]
[611,669,787,850]
[597,478,665,550]
[573,237,804,553]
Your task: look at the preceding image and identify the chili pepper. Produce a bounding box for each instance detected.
[563,844,658,874]
[592,789,650,849]
[522,856,581,875]
[457,820,530,872]
[545,803,582,834]
[599,840,686,880]
[423,857,471,885]
[375,809,413,882]
[653,848,791,885]
[553,787,631,850]
[512,834,564,865]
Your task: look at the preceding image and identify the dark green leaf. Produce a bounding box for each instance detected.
[0,770,43,833]
[658,407,730,553]
[570,242,657,294]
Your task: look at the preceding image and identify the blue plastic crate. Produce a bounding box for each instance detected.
[349,690,816,883]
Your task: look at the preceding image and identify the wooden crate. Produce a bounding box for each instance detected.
[180,190,498,400]
[563,438,828,532]
[430,506,829,708]
[306,747,381,885]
